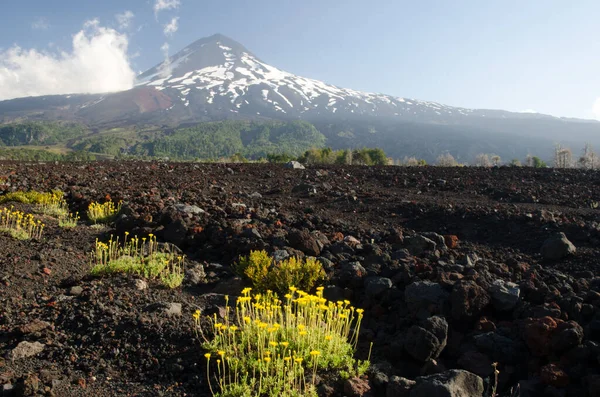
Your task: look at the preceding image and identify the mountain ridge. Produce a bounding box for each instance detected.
[0,33,599,162]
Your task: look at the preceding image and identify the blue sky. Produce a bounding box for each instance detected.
[1,0,599,119]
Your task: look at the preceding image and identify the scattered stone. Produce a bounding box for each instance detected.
[10,341,45,361]
[444,235,459,249]
[490,279,520,311]
[69,286,83,296]
[339,262,367,288]
[185,263,206,285]
[174,204,205,215]
[410,370,484,397]
[540,364,569,388]
[405,235,437,255]
[291,183,317,195]
[541,232,576,260]
[165,303,182,317]
[133,279,148,291]
[19,319,51,335]
[284,161,305,169]
[243,228,262,239]
[421,232,447,250]
[364,277,393,297]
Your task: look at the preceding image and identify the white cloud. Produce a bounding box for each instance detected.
[593,98,600,120]
[116,11,134,30]
[154,0,181,16]
[158,42,172,78]
[0,20,136,101]
[32,17,50,30]
[520,109,538,114]
[163,17,179,36]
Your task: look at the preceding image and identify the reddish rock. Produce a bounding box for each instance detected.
[343,377,371,397]
[475,317,496,332]
[540,364,569,388]
[444,235,459,249]
[522,316,559,357]
[331,232,344,242]
[451,280,490,320]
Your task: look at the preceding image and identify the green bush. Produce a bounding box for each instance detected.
[235,250,326,295]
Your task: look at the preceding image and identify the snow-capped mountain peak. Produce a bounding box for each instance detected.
[135,34,477,120]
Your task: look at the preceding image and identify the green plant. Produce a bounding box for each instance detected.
[195,287,369,397]
[235,251,326,295]
[87,200,121,224]
[0,206,44,240]
[90,233,185,288]
[58,212,80,228]
[37,191,69,218]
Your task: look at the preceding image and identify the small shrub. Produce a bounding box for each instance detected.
[0,206,44,239]
[87,200,121,224]
[235,250,326,295]
[195,287,369,397]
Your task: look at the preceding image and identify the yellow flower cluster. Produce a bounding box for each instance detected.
[0,206,44,239]
[197,286,366,396]
[87,200,122,224]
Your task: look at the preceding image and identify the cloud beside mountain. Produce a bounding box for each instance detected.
[0,20,136,101]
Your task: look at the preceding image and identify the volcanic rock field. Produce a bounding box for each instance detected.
[1,161,600,396]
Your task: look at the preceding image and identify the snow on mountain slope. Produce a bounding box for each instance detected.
[135,34,479,121]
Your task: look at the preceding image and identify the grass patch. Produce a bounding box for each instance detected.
[90,233,184,288]
[195,287,370,397]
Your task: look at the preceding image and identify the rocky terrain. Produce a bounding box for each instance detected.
[1,161,600,396]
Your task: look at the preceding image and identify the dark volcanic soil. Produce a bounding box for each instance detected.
[1,161,600,397]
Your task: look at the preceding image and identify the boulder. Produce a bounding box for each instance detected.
[365,277,393,297]
[284,161,305,169]
[522,316,559,357]
[451,281,490,320]
[405,281,449,319]
[551,321,584,354]
[405,235,437,255]
[490,279,520,311]
[287,229,321,256]
[387,376,416,397]
[410,370,484,397]
[541,232,576,260]
[10,341,45,361]
[404,316,448,362]
[343,377,371,397]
